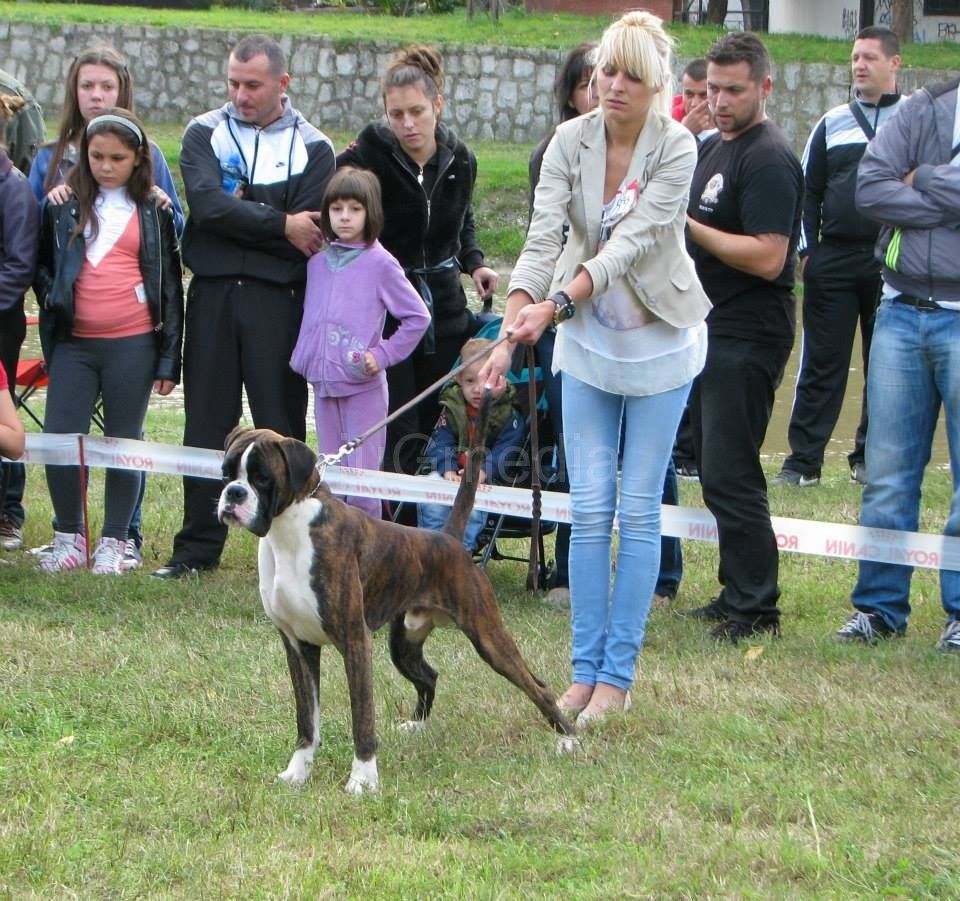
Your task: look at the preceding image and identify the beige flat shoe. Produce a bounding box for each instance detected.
[575,689,632,729]
[557,683,594,718]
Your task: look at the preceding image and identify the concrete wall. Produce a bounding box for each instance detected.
[770,0,960,43]
[0,19,954,155]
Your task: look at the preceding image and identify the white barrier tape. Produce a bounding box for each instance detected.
[21,433,960,572]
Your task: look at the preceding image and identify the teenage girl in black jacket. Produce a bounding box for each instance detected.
[34,109,183,574]
[337,44,498,478]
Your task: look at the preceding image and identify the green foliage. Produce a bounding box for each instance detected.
[7,1,960,68]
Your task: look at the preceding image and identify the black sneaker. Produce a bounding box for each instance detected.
[936,619,960,653]
[150,560,213,580]
[771,468,821,488]
[675,462,699,480]
[850,462,868,486]
[710,618,780,644]
[677,597,727,621]
[835,610,899,644]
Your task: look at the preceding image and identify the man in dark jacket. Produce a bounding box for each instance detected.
[152,34,335,579]
[774,26,904,489]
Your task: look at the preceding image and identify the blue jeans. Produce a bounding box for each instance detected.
[851,300,960,631]
[417,472,488,552]
[563,373,691,691]
[655,462,682,598]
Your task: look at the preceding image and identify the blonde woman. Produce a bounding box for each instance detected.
[481,11,710,727]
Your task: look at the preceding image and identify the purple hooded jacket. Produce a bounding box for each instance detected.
[290,239,430,397]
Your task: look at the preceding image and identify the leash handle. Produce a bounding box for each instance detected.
[525,344,542,591]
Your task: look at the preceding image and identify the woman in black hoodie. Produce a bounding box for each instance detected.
[337,45,498,480]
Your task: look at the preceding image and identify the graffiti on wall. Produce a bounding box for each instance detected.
[841,6,860,36]
[870,0,960,44]
[874,0,896,25]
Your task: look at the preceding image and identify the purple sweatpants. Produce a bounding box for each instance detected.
[312,383,388,519]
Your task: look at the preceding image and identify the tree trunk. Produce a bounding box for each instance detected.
[705,0,729,25]
[891,0,914,44]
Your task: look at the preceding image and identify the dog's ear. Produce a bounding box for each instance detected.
[278,437,318,497]
[225,426,252,452]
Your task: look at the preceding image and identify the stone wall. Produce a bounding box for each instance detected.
[0,19,953,154]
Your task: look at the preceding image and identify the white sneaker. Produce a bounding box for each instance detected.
[121,540,143,571]
[38,531,87,572]
[0,513,24,551]
[91,536,126,575]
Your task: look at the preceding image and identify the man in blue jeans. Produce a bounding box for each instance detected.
[835,73,960,652]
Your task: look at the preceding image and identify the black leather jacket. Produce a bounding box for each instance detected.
[35,197,184,382]
[337,121,485,337]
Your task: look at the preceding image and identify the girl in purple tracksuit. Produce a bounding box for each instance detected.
[290,167,429,518]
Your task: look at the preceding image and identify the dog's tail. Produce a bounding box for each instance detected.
[442,389,493,543]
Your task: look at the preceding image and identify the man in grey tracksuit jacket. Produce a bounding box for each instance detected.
[834,75,960,651]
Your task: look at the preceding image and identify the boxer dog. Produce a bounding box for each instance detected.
[217,406,575,795]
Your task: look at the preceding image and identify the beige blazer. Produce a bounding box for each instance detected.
[510,107,711,329]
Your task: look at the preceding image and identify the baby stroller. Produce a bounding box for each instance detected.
[468,318,558,590]
[386,316,558,589]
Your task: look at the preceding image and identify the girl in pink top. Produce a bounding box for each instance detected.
[290,167,429,517]
[35,109,184,574]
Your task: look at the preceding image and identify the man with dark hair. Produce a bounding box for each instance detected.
[835,70,960,652]
[681,32,803,642]
[673,57,715,141]
[670,57,716,484]
[152,34,335,579]
[774,25,904,489]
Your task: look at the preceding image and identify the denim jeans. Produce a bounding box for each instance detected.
[563,372,691,691]
[655,461,682,598]
[417,471,488,552]
[851,299,960,631]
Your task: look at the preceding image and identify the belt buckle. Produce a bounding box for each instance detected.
[896,293,938,311]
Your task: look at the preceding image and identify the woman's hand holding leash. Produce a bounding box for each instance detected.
[479,292,553,395]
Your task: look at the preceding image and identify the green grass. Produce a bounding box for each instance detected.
[2,407,959,897]
[5,1,960,68]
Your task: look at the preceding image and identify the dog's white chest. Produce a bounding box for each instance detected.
[258,502,333,647]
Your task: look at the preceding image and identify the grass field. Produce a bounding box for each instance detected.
[1,406,958,897]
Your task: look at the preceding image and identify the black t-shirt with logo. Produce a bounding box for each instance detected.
[687,120,803,347]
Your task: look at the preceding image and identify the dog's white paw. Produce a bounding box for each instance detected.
[344,755,380,795]
[276,749,313,786]
[555,735,583,755]
[397,719,427,734]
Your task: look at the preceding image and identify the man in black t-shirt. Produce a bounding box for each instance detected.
[682,32,803,642]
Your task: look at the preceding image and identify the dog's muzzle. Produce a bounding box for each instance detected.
[218,480,257,528]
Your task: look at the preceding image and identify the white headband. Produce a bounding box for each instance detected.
[86,114,143,145]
